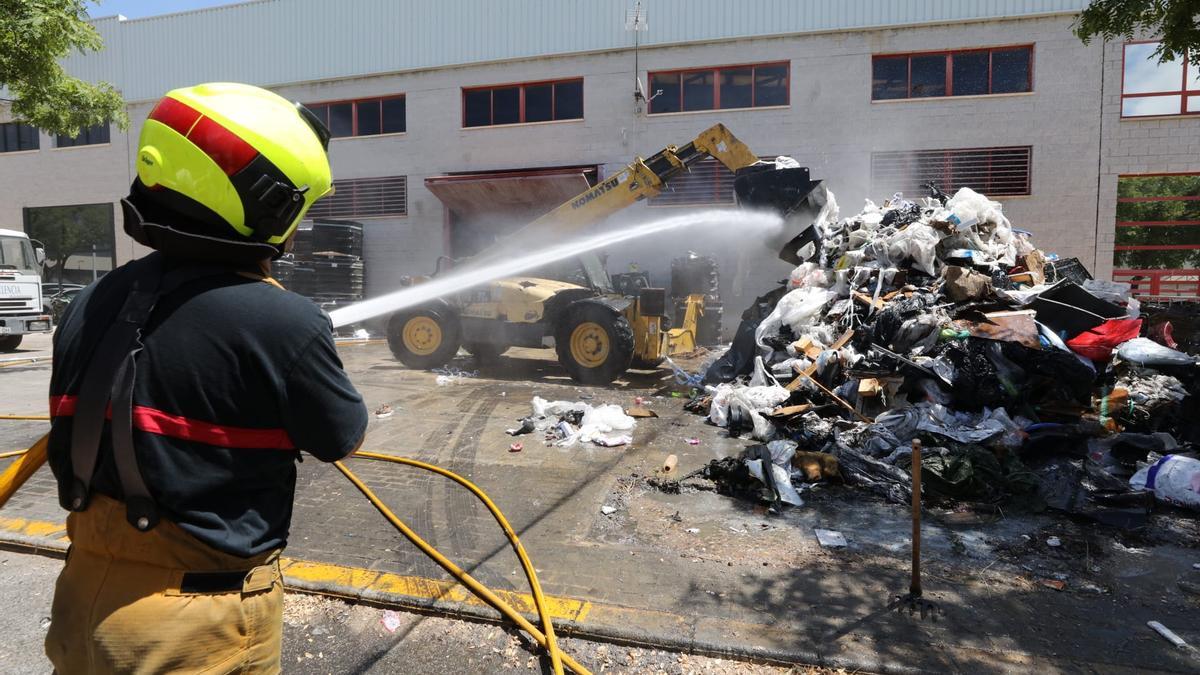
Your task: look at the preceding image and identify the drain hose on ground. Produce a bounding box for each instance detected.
[338,451,583,675]
[0,435,587,675]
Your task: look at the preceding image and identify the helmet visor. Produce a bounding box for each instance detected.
[295,102,331,151]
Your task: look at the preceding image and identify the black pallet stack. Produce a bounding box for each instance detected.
[272,219,365,312]
[670,254,723,346]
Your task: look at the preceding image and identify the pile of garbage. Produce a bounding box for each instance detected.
[689,185,1199,523]
[507,397,638,448]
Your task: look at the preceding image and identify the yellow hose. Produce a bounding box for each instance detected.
[338,452,585,675]
[350,451,564,672]
[0,434,48,508]
[0,420,583,672]
[0,415,51,420]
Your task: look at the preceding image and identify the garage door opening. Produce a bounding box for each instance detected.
[426,165,597,259]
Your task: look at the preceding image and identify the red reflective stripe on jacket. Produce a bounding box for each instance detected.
[49,395,295,450]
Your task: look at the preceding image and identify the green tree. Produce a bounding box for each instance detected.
[0,0,127,136]
[1074,0,1200,65]
[24,204,114,286]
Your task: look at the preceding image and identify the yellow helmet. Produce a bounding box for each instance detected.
[123,82,332,262]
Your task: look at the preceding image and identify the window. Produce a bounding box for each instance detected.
[648,157,739,207]
[871,146,1032,197]
[23,203,116,283]
[649,62,788,114]
[1112,174,1200,298]
[304,96,406,138]
[0,122,39,152]
[872,46,1033,100]
[56,124,110,148]
[462,78,583,127]
[1121,42,1199,117]
[306,176,407,218]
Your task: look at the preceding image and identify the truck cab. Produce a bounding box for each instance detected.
[0,228,51,351]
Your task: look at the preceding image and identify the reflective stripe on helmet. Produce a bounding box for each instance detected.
[149,97,259,176]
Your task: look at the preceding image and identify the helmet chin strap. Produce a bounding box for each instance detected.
[122,181,283,265]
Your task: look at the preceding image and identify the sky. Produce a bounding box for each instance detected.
[86,0,245,20]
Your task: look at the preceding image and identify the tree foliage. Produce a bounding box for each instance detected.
[1074,0,1200,65]
[0,0,127,136]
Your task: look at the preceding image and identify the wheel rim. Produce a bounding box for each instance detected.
[569,321,609,368]
[402,316,442,356]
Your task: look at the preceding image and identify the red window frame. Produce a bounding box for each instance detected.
[1113,172,1200,298]
[1120,41,1200,118]
[647,61,790,114]
[303,94,406,138]
[871,45,1034,100]
[460,78,584,128]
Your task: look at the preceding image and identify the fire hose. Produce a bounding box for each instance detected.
[0,432,586,675]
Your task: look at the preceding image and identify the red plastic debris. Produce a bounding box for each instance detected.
[509,442,523,452]
[1066,318,1142,361]
[1148,321,1178,349]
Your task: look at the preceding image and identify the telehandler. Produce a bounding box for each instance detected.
[386,123,824,384]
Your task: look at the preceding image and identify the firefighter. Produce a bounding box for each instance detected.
[43,82,369,673]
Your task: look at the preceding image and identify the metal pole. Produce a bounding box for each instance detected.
[910,438,922,598]
[91,244,97,282]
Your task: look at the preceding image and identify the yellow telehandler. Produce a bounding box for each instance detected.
[385,124,824,384]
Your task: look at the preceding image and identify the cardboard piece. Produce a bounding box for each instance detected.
[625,407,659,418]
[951,310,1042,350]
[943,265,992,302]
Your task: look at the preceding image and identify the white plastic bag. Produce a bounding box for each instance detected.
[885,223,940,276]
[754,287,831,348]
[945,187,1010,229]
[1130,455,1200,510]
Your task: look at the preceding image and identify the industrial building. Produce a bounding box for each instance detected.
[1,0,1198,315]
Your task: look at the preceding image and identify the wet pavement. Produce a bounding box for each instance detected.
[2,334,1199,673]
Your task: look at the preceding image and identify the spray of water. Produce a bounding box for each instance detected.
[329,209,784,328]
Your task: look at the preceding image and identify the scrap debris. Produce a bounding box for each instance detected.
[682,185,1199,521]
[507,396,637,448]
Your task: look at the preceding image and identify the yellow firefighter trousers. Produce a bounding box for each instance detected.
[45,494,283,674]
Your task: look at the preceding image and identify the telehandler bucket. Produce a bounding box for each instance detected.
[733,166,827,266]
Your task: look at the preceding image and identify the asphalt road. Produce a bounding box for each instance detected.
[0,548,810,675]
[3,333,1200,673]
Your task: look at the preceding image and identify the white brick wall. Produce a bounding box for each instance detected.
[3,13,1189,310]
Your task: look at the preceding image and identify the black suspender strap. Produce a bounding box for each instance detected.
[66,254,235,531]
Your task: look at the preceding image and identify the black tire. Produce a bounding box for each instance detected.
[0,335,22,352]
[463,341,508,362]
[630,355,664,370]
[555,302,634,384]
[387,307,461,370]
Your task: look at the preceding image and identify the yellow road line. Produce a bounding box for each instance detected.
[0,516,69,541]
[281,559,591,622]
[0,515,590,623]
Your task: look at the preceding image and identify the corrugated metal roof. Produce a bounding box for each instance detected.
[71,0,1087,101]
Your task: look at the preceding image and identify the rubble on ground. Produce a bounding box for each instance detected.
[682,185,1199,523]
[507,396,637,448]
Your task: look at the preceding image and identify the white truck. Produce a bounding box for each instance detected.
[0,228,51,351]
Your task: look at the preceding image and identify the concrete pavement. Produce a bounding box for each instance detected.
[2,334,1199,673]
[0,548,804,674]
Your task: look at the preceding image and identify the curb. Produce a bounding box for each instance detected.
[0,516,917,672]
[0,517,1105,674]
